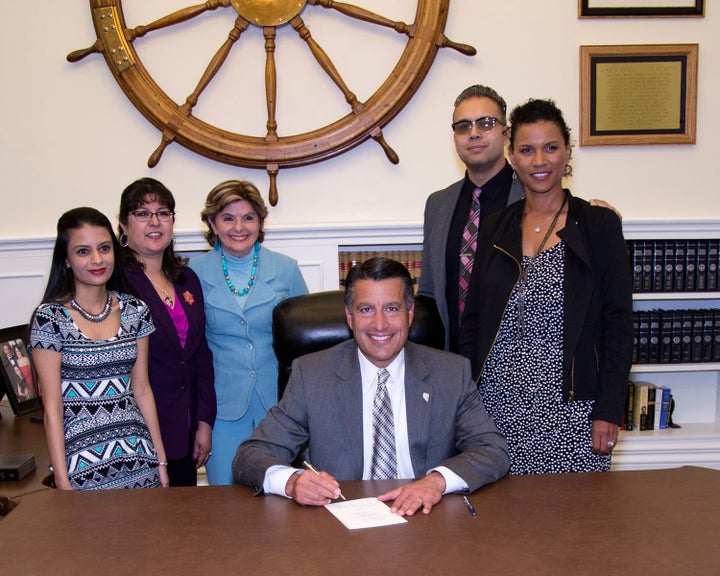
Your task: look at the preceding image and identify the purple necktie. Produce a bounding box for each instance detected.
[458,187,481,320]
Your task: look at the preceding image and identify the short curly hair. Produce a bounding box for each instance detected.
[200,180,268,247]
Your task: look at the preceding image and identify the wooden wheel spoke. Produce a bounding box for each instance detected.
[369,126,399,164]
[149,17,250,167]
[290,15,362,114]
[266,164,279,206]
[126,0,232,41]
[183,17,250,111]
[435,32,477,56]
[307,0,413,37]
[264,27,278,142]
[67,39,105,63]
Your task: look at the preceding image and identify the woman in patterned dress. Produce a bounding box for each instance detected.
[460,99,633,474]
[30,207,169,490]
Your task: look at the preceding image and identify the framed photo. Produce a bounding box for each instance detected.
[0,325,43,416]
[579,1,704,18]
[580,44,698,146]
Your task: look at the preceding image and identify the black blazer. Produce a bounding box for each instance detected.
[460,191,633,424]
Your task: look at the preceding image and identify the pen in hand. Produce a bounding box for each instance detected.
[463,495,477,517]
[303,460,347,501]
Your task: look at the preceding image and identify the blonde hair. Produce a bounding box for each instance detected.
[200,180,268,247]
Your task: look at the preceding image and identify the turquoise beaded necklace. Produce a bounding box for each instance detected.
[221,242,260,296]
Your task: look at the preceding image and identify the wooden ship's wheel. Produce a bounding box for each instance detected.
[69,0,475,205]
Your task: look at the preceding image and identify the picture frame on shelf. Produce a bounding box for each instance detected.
[580,44,698,146]
[0,325,43,416]
[579,1,704,18]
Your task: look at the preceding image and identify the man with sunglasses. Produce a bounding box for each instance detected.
[419,85,523,353]
[419,85,617,353]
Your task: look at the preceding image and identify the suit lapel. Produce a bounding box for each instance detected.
[334,343,366,479]
[243,250,277,312]
[129,269,184,356]
[403,344,433,477]
[176,274,203,357]
[557,201,594,363]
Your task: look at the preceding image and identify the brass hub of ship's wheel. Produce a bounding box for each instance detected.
[230,0,307,26]
[68,0,475,205]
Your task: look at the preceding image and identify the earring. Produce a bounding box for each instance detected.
[119,233,129,248]
[563,164,573,178]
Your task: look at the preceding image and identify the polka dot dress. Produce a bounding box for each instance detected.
[480,242,610,474]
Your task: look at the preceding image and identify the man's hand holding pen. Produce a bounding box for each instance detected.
[285,468,343,505]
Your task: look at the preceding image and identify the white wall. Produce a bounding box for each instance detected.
[0,0,718,241]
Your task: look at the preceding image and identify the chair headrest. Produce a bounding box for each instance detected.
[272,290,445,366]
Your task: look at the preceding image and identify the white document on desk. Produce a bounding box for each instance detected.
[324,497,408,529]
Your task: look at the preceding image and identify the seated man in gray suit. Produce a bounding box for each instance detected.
[233,257,509,516]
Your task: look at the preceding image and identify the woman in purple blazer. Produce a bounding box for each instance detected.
[118,178,216,486]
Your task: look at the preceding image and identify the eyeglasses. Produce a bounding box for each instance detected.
[129,209,175,222]
[451,116,505,135]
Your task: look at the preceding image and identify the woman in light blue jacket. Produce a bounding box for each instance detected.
[190,180,308,485]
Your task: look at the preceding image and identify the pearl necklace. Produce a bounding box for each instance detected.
[70,291,113,323]
[221,243,259,296]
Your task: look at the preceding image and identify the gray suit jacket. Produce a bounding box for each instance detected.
[418,173,524,349]
[233,340,509,494]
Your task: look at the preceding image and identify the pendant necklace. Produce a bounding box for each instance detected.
[221,243,260,296]
[148,275,174,307]
[516,194,567,339]
[70,291,113,323]
[528,208,560,234]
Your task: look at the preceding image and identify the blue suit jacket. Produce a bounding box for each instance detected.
[418,173,524,349]
[189,246,308,420]
[126,266,216,460]
[233,340,510,493]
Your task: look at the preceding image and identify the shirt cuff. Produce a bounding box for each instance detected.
[430,466,468,494]
[264,464,301,498]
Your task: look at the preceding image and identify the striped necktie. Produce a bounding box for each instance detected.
[458,187,481,320]
[370,368,397,479]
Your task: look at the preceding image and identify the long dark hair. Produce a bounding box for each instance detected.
[118,177,187,283]
[41,207,130,304]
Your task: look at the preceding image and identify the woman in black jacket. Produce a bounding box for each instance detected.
[460,99,633,474]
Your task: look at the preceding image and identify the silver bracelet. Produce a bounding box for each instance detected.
[157,461,169,467]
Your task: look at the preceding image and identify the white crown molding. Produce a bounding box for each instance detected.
[3,217,717,254]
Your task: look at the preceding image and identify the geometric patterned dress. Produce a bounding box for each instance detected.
[30,292,161,489]
[479,243,611,475]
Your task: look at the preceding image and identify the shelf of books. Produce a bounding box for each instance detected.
[338,245,422,289]
[615,233,720,471]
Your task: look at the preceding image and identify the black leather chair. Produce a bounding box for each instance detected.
[272,291,445,399]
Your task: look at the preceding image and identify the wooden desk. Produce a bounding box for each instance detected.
[1,467,718,575]
[0,402,50,497]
